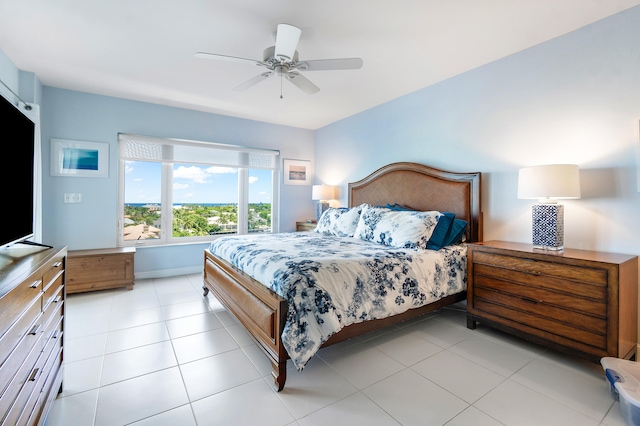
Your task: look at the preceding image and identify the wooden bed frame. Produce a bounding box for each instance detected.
[203,162,482,391]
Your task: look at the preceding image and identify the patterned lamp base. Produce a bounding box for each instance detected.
[315,202,329,221]
[532,204,564,250]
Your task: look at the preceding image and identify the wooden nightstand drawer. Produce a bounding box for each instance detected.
[467,241,638,361]
[473,264,607,317]
[296,221,317,232]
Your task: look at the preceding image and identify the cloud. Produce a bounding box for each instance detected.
[173,165,210,183]
[249,176,258,184]
[173,183,189,190]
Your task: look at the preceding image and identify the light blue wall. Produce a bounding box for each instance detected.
[38,88,315,276]
[316,6,640,256]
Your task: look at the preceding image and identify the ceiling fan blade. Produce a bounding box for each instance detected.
[285,71,319,95]
[195,52,262,66]
[233,71,273,91]
[274,24,301,62]
[297,58,363,71]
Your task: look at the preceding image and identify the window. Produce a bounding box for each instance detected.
[118,134,279,247]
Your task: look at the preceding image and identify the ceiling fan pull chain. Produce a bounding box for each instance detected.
[280,74,284,99]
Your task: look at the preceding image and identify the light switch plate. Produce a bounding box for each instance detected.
[64,193,82,203]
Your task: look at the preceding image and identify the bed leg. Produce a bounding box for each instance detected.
[467,314,477,330]
[271,360,287,392]
[202,286,209,297]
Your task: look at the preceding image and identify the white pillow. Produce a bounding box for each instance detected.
[315,204,366,237]
[354,205,442,250]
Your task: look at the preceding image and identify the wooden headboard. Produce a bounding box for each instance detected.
[348,162,482,242]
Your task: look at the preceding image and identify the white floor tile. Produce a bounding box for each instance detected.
[47,389,99,426]
[510,355,613,421]
[164,311,223,339]
[64,333,108,362]
[475,379,600,426]
[100,340,177,385]
[171,327,239,364]
[128,404,197,426]
[275,357,357,419]
[180,348,261,400]
[191,379,294,426]
[108,306,164,331]
[412,349,505,403]
[319,343,405,389]
[94,367,189,426]
[104,321,170,353]
[297,392,400,426]
[363,368,467,426]
[160,298,212,321]
[60,356,104,397]
[448,334,536,376]
[371,327,445,366]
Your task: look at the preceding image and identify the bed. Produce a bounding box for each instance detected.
[202,162,482,391]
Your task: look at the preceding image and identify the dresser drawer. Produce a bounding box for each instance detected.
[473,288,607,350]
[473,251,608,286]
[42,273,64,313]
[473,265,607,317]
[42,256,64,291]
[0,329,43,425]
[0,273,42,339]
[0,297,42,370]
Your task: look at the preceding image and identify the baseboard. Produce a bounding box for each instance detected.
[134,265,202,280]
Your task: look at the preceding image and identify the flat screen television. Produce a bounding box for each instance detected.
[0,92,36,250]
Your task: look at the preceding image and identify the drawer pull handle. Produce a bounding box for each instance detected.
[522,296,543,304]
[30,280,42,289]
[52,330,59,339]
[53,261,62,268]
[53,296,62,303]
[28,324,41,335]
[28,368,39,382]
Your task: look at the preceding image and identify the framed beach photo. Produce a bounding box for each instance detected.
[50,138,109,178]
[283,158,312,185]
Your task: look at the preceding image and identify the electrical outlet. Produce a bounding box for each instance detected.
[64,193,82,203]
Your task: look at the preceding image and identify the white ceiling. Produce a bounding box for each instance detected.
[1,1,639,130]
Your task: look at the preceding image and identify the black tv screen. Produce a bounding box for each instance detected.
[0,93,35,249]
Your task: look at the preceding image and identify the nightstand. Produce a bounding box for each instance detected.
[296,221,317,232]
[466,241,638,361]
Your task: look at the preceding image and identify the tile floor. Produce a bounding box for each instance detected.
[45,273,629,426]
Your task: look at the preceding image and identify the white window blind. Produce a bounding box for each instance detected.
[118,133,279,170]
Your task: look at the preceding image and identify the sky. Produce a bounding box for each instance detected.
[124,161,272,204]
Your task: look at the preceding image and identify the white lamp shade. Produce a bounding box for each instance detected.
[517,164,581,201]
[312,185,336,201]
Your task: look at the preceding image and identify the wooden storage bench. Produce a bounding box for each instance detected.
[67,247,135,294]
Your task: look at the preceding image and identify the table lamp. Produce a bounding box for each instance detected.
[517,164,580,250]
[312,184,336,221]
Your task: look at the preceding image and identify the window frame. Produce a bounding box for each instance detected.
[117,134,280,247]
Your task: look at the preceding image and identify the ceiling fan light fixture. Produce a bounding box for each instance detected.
[274,24,301,61]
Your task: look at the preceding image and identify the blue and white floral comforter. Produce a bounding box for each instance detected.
[208,232,467,370]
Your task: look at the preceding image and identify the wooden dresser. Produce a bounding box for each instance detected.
[67,247,135,294]
[467,241,638,361]
[0,245,66,426]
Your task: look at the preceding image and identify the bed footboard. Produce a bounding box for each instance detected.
[203,250,288,391]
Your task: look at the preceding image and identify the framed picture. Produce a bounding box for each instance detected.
[50,138,109,178]
[283,158,312,185]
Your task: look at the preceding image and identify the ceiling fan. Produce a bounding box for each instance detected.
[195,24,363,97]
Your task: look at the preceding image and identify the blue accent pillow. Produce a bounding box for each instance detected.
[446,219,468,246]
[426,212,455,250]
